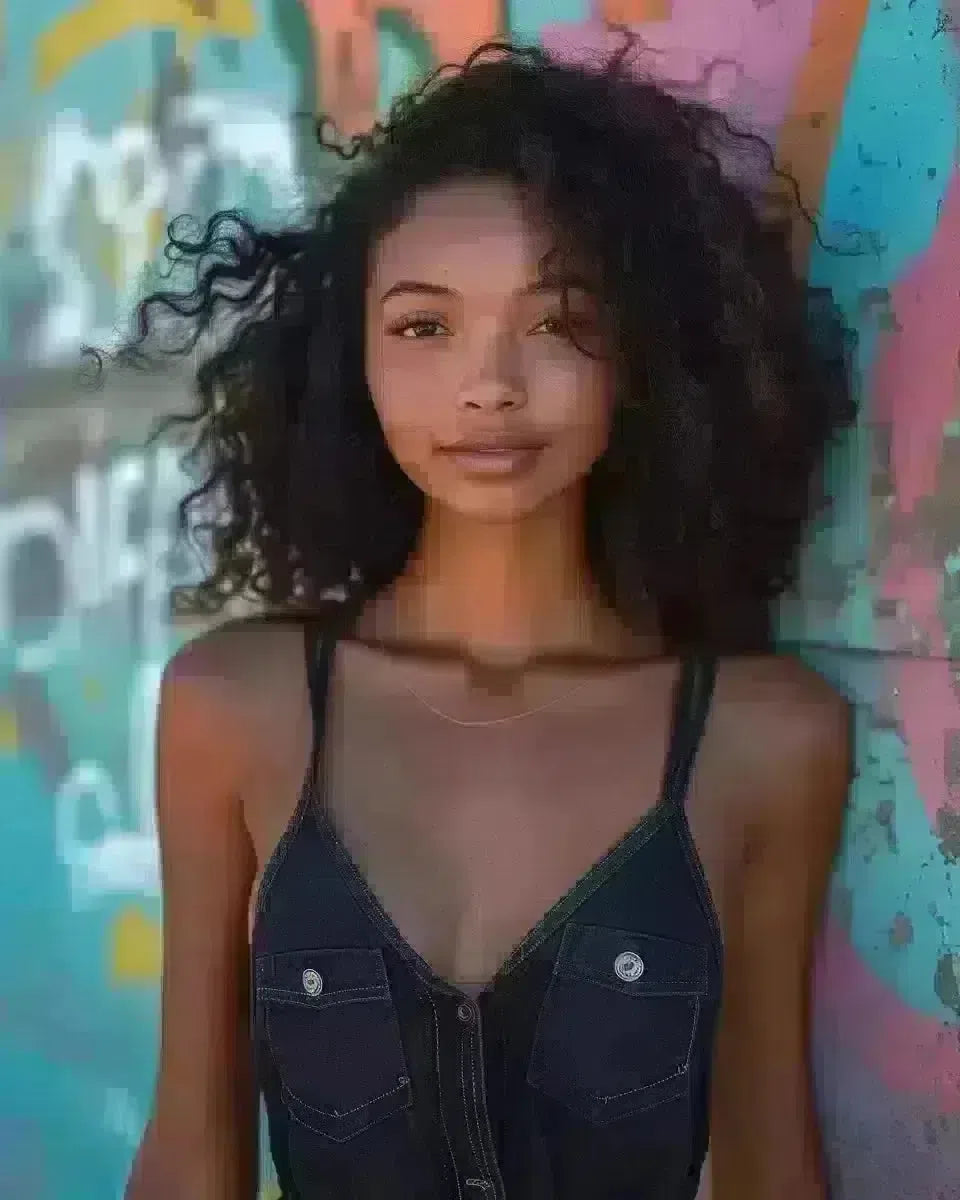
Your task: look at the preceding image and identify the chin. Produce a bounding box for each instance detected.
[435,480,555,524]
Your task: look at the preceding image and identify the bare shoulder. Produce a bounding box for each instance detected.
[162,615,308,735]
[164,614,306,695]
[714,651,846,716]
[158,615,312,817]
[714,652,850,749]
[710,653,852,839]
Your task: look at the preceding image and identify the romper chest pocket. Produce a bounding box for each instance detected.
[256,948,412,1143]
[526,923,709,1126]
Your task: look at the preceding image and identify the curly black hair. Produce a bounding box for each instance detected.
[115,39,857,653]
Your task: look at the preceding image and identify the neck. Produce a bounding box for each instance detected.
[371,489,644,664]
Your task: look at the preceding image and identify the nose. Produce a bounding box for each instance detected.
[459,381,525,412]
[457,331,527,413]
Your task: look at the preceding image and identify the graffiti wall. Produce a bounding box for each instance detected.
[0,2,957,1197]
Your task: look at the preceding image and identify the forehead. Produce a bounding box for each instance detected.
[371,177,556,285]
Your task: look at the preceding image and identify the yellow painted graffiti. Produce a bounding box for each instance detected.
[0,707,19,753]
[110,905,162,983]
[34,0,258,92]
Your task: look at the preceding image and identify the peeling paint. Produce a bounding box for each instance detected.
[934,953,960,1016]
[890,912,915,947]
[876,796,899,853]
[936,805,960,861]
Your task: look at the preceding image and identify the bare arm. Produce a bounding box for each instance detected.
[707,665,851,1199]
[126,644,259,1199]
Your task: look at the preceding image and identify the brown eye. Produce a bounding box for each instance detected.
[531,312,598,340]
[388,318,448,339]
[529,315,570,338]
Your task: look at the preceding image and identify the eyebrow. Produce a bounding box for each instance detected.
[379,275,598,304]
[379,281,455,303]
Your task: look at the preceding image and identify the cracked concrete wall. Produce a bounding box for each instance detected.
[0,2,957,1197]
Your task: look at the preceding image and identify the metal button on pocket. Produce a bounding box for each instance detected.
[302,968,323,995]
[613,950,644,982]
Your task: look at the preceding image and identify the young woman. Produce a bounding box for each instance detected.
[124,41,855,1200]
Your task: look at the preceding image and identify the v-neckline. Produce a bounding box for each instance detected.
[310,641,698,1001]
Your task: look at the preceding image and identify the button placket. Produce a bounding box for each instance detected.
[451,995,505,1199]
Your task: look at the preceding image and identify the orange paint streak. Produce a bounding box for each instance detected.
[299,0,502,137]
[775,0,871,267]
[602,0,672,21]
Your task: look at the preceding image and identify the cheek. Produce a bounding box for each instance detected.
[367,341,448,427]
[371,397,432,467]
[369,379,445,472]
[366,360,439,483]
[526,357,614,450]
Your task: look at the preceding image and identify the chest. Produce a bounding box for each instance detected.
[346,704,740,989]
[246,670,744,993]
[330,754,626,985]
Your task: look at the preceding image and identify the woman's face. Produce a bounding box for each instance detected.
[365,176,614,523]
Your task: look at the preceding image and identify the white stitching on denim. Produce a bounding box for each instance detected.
[458,1034,482,1167]
[498,800,675,980]
[264,996,411,1139]
[594,1085,688,1122]
[264,1002,401,1091]
[318,816,457,994]
[593,994,700,1106]
[496,658,701,986]
[283,1086,410,1144]
[254,770,314,918]
[280,1077,408,1119]
[675,808,725,962]
[468,1041,492,1180]
[258,984,385,1001]
[260,991,389,1012]
[601,1068,685,1100]
[465,1034,492,1183]
[527,982,702,1121]
[423,987,463,1200]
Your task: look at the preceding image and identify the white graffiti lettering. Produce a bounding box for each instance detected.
[0,446,190,671]
[2,446,196,903]
[28,94,300,363]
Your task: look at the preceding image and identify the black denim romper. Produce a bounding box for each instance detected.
[252,630,723,1199]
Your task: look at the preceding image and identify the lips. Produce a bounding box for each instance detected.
[436,438,546,477]
[439,436,547,454]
